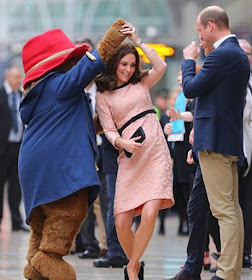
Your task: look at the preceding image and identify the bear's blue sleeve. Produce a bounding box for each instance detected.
[52,50,106,99]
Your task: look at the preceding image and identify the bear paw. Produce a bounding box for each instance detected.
[23,262,48,280]
[31,251,76,280]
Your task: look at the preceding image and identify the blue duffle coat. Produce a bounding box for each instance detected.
[18,50,106,223]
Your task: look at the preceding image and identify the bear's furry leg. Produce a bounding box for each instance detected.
[26,206,45,261]
[24,206,47,280]
[24,262,48,280]
[31,189,88,280]
[31,251,76,280]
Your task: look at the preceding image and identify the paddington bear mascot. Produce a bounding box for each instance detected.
[18,19,126,280]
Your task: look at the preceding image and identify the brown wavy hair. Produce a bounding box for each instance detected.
[96,43,149,92]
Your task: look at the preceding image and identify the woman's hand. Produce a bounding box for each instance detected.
[120,22,139,45]
[120,21,153,56]
[115,136,142,153]
[164,123,173,136]
[169,107,182,122]
[123,136,142,153]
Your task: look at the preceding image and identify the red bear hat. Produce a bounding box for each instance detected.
[22,29,89,89]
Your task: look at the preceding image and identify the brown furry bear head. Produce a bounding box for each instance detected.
[97,18,127,64]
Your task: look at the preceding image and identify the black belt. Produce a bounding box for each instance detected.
[118,109,156,136]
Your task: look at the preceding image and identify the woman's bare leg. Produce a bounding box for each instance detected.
[131,199,162,261]
[115,209,135,259]
[116,199,162,280]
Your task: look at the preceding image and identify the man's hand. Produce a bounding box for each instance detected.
[187,149,195,165]
[183,41,200,60]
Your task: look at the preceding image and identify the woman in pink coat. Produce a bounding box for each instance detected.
[96,22,174,280]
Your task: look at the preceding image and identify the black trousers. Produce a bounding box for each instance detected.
[239,161,252,257]
[184,165,210,278]
[0,142,23,227]
[206,212,221,253]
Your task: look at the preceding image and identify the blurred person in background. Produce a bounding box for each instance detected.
[238,38,252,269]
[0,65,28,232]
[181,6,250,280]
[164,89,179,155]
[167,89,179,109]
[153,88,170,128]
[164,70,196,236]
[75,38,95,50]
[93,135,128,268]
[153,88,171,235]
[96,22,174,280]
[73,38,108,259]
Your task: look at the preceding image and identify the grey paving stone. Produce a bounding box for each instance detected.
[0,215,251,279]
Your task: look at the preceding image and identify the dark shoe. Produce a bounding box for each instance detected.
[140,259,145,267]
[79,248,99,259]
[210,275,223,280]
[139,264,144,280]
[211,252,220,261]
[124,267,129,280]
[124,263,144,280]
[12,223,30,232]
[164,270,200,280]
[70,246,84,254]
[93,254,127,268]
[243,255,252,268]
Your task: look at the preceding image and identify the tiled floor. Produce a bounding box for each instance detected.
[0,206,251,279]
